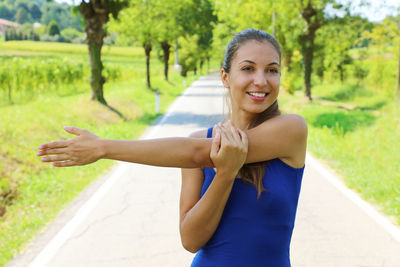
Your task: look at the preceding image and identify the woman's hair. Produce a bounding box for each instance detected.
[222,28,281,199]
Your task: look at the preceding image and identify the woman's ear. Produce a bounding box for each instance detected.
[220,68,230,89]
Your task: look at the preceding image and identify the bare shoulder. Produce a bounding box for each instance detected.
[246,113,307,168]
[268,113,308,139]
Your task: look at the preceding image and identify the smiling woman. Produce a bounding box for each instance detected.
[38,29,307,267]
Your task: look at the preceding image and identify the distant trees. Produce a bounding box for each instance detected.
[109,0,216,87]
[177,0,216,75]
[15,6,29,24]
[48,20,60,36]
[110,0,159,88]
[0,3,14,20]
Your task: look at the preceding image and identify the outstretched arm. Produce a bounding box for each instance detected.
[38,126,214,168]
[38,114,307,168]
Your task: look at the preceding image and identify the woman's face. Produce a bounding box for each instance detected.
[221,40,280,116]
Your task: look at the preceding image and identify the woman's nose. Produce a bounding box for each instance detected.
[253,71,267,87]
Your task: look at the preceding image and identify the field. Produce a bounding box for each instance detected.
[0,40,399,266]
[280,78,400,226]
[0,41,205,266]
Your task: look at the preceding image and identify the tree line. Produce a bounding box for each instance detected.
[0,0,84,43]
[3,0,400,109]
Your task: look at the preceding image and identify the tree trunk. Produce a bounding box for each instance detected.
[88,42,106,104]
[8,84,12,104]
[144,42,152,88]
[80,1,108,105]
[200,59,204,74]
[300,31,315,101]
[339,64,344,83]
[300,1,322,101]
[161,41,170,81]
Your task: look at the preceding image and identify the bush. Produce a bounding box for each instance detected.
[48,20,60,36]
[61,27,83,43]
[40,34,66,43]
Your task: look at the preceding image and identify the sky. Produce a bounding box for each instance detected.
[55,0,400,22]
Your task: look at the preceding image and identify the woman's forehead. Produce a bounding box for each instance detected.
[233,40,279,63]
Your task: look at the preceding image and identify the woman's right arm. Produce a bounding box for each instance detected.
[179,124,248,253]
[37,126,214,168]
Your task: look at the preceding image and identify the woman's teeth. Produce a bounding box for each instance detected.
[248,92,266,97]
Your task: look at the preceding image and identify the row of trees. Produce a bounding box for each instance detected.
[4,20,84,43]
[39,0,400,112]
[0,0,82,30]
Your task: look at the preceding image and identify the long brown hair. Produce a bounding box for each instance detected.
[222,29,282,199]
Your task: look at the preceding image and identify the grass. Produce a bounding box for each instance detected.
[0,41,205,266]
[0,41,144,58]
[280,79,400,225]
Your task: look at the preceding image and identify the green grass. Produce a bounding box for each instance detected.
[0,41,144,58]
[280,80,400,225]
[0,41,205,266]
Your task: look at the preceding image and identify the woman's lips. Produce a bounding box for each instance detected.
[247,92,269,102]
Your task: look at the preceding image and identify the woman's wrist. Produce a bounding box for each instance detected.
[98,138,108,160]
[215,168,238,181]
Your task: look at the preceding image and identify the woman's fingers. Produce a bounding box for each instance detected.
[63,126,87,136]
[41,154,70,162]
[217,125,233,145]
[210,128,221,159]
[37,147,67,156]
[237,128,248,151]
[227,121,242,145]
[53,161,76,167]
[39,140,69,150]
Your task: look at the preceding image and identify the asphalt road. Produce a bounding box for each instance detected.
[7,73,400,267]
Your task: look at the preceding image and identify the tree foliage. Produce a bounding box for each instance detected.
[48,19,60,36]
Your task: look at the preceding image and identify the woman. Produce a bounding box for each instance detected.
[38,29,307,266]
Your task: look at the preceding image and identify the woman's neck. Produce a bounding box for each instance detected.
[230,110,257,130]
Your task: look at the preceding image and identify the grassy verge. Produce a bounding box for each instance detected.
[280,81,400,225]
[0,42,209,266]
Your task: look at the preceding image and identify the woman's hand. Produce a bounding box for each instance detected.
[210,121,248,179]
[37,126,103,167]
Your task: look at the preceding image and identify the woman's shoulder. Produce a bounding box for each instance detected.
[270,113,307,126]
[266,113,308,138]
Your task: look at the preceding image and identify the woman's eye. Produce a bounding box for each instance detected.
[241,66,253,71]
[268,68,279,74]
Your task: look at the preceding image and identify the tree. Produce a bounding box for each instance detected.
[109,0,159,88]
[177,0,216,74]
[298,0,325,100]
[0,3,14,21]
[48,20,60,36]
[178,34,200,77]
[42,2,80,31]
[15,7,29,24]
[29,2,42,20]
[77,0,128,110]
[319,16,370,83]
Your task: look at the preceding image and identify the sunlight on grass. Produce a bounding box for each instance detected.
[0,41,203,266]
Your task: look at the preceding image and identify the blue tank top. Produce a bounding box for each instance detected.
[191,127,304,267]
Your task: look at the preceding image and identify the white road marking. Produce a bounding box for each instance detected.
[306,152,400,243]
[28,84,195,267]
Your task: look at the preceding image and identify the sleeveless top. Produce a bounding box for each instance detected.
[190,127,305,267]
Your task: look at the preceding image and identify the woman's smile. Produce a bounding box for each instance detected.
[246,91,270,102]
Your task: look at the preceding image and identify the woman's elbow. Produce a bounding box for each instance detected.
[180,236,200,253]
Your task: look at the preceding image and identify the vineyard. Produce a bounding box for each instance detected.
[0,40,202,265]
